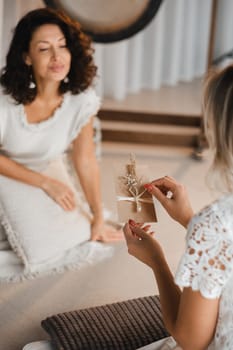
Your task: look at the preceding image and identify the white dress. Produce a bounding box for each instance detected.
[176,194,233,349]
[140,194,233,350]
[0,87,100,171]
[0,88,113,282]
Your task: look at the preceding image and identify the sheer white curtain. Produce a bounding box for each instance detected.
[0,0,3,67]
[94,0,213,100]
[0,0,232,100]
[214,0,233,58]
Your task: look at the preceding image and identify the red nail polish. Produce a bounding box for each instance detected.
[129,219,136,226]
[144,184,153,192]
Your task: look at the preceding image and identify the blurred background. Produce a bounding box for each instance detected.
[0,0,232,100]
[1,0,232,151]
[0,2,227,348]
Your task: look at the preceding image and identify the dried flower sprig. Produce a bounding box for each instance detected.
[119,154,147,212]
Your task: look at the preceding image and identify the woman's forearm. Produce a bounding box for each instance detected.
[0,154,46,188]
[72,155,103,218]
[151,258,181,335]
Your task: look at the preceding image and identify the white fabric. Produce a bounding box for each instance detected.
[22,340,54,350]
[23,337,180,350]
[175,194,233,350]
[0,159,90,265]
[137,337,180,350]
[0,87,115,283]
[0,157,114,282]
[0,87,100,171]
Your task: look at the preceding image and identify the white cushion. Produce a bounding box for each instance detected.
[137,337,180,350]
[0,157,114,282]
[0,158,91,270]
[22,340,53,350]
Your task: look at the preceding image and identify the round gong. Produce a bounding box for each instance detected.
[43,0,163,43]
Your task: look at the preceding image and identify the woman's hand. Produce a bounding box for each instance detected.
[144,176,194,228]
[123,219,165,269]
[91,216,124,242]
[41,176,76,211]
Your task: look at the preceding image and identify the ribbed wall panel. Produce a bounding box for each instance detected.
[158,0,184,85]
[94,0,213,99]
[214,0,233,58]
[101,41,128,101]
[166,0,184,85]
[93,43,104,97]
[142,3,166,89]
[180,0,198,81]
[0,0,3,67]
[128,32,144,93]
[194,1,212,75]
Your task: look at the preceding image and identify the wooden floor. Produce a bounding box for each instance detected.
[0,142,217,350]
[101,78,202,115]
[99,79,203,148]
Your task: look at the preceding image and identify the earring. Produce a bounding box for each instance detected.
[64,76,69,83]
[29,74,36,89]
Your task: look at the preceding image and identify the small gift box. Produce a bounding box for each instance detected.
[115,155,157,223]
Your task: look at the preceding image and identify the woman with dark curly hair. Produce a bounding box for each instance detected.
[0,7,122,243]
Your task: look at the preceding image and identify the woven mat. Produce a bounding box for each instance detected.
[42,295,169,350]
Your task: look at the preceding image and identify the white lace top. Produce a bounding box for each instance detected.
[175,194,233,349]
[0,88,100,171]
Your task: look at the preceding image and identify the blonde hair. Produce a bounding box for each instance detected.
[203,65,233,192]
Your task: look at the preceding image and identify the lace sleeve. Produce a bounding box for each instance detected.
[175,204,233,299]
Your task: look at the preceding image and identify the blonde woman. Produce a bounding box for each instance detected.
[124,65,233,350]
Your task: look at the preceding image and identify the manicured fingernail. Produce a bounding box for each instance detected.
[129,219,136,226]
[144,184,153,192]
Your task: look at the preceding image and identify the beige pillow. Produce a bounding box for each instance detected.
[0,159,91,269]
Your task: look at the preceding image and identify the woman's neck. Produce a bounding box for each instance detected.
[24,84,64,124]
[35,80,61,102]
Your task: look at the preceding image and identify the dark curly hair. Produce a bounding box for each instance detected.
[0,7,97,104]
